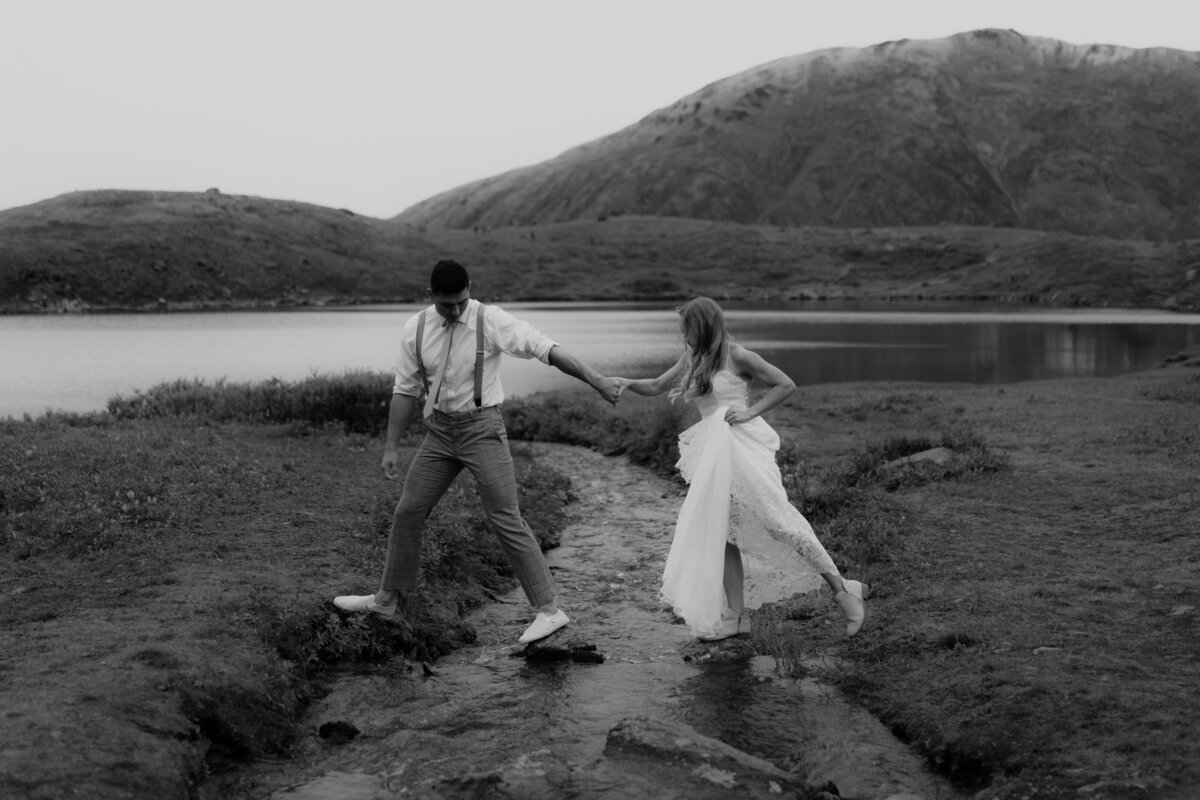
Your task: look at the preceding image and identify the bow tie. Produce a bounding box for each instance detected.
[441,317,461,328]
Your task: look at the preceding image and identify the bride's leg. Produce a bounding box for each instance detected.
[748,483,868,635]
[723,542,745,615]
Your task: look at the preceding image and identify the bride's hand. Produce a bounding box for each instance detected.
[613,377,632,397]
[724,408,754,425]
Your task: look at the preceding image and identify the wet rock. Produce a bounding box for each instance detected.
[680,635,757,663]
[567,646,606,664]
[603,716,820,799]
[317,720,359,744]
[270,770,391,799]
[520,631,606,664]
[431,772,505,797]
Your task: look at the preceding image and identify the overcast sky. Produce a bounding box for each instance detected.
[2,0,1194,219]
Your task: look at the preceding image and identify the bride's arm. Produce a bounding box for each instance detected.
[616,354,686,397]
[729,343,795,419]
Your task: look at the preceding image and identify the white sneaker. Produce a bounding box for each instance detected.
[518,610,570,644]
[333,594,397,621]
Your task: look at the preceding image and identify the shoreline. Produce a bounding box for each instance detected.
[3,289,1195,316]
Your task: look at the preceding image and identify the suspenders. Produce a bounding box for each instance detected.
[414,303,487,410]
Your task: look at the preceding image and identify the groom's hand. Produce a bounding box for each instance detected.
[596,376,621,405]
[380,446,402,480]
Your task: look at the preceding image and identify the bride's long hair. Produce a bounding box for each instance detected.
[670,297,729,402]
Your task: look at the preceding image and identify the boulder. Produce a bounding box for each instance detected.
[603,716,824,799]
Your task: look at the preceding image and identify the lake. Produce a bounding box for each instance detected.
[2,301,1198,419]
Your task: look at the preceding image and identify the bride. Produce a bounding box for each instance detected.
[615,297,868,641]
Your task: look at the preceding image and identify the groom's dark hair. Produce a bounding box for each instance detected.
[430,259,470,295]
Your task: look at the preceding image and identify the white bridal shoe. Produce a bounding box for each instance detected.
[519,610,570,644]
[333,593,397,621]
[698,608,744,642]
[834,579,870,637]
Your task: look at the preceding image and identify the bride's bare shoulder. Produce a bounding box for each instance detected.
[727,341,760,366]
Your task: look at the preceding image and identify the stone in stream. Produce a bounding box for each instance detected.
[603,716,832,799]
[680,635,757,663]
[316,720,359,744]
[411,716,838,800]
[519,630,606,664]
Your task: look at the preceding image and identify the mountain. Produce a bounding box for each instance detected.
[393,29,1200,240]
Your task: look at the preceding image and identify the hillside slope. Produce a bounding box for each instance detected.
[2,191,1197,312]
[394,29,1200,240]
[0,190,438,310]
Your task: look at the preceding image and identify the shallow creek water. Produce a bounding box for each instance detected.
[225,444,964,800]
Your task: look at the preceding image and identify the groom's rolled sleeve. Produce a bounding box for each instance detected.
[490,306,558,363]
[392,315,423,397]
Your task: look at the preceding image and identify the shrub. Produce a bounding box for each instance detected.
[106,371,394,433]
[504,395,687,477]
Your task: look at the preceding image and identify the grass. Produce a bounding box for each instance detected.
[3,360,1198,799]
[103,372,695,476]
[0,399,585,798]
[2,411,289,560]
[756,369,1199,798]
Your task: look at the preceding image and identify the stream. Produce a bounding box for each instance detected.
[222,444,964,800]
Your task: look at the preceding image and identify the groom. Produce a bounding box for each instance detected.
[335,259,621,643]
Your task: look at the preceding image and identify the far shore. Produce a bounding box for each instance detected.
[4,288,1196,316]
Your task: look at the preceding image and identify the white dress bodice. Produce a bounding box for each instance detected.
[692,369,750,418]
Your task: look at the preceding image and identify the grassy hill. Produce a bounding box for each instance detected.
[2,190,1197,312]
[395,30,1200,241]
[0,190,434,311]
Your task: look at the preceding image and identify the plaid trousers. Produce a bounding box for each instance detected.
[380,406,557,607]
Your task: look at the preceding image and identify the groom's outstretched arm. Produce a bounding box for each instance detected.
[547,345,620,404]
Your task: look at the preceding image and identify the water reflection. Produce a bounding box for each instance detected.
[737,315,1199,386]
[674,658,812,765]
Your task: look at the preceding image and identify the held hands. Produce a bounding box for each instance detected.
[595,376,622,405]
[590,376,640,405]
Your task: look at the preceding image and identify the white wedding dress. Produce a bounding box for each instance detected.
[661,368,838,638]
